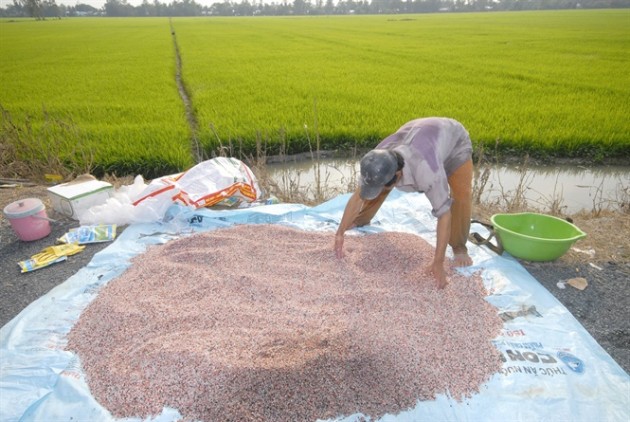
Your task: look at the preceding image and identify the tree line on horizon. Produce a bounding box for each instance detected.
[2,0,628,19]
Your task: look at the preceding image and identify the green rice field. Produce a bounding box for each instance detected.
[1,10,629,178]
[0,18,192,177]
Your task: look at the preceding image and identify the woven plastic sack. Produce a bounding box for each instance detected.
[133,157,261,209]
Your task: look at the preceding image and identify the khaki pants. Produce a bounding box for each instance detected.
[353,159,473,253]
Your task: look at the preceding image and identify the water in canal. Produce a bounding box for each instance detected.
[265,157,629,214]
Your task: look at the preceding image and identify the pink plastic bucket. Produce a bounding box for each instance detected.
[3,198,52,241]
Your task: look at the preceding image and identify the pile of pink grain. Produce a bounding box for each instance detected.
[66,224,503,421]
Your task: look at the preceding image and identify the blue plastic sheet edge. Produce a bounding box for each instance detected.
[1,190,628,422]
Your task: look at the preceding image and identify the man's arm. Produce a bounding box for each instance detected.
[429,210,451,289]
[334,189,364,258]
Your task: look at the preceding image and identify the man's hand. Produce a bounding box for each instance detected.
[334,233,345,259]
[427,261,448,289]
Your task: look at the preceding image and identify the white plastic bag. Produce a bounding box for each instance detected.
[79,158,261,226]
[78,175,160,226]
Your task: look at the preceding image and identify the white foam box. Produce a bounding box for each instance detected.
[47,180,114,220]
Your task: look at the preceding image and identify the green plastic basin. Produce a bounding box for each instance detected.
[491,212,587,262]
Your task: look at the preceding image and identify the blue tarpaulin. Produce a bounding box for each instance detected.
[1,191,628,421]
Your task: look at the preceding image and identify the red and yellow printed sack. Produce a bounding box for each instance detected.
[133,157,261,209]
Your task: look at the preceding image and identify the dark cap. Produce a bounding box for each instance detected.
[359,149,398,200]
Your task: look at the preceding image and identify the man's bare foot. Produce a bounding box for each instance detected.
[453,253,473,267]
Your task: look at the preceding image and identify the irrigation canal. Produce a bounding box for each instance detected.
[265,158,629,214]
